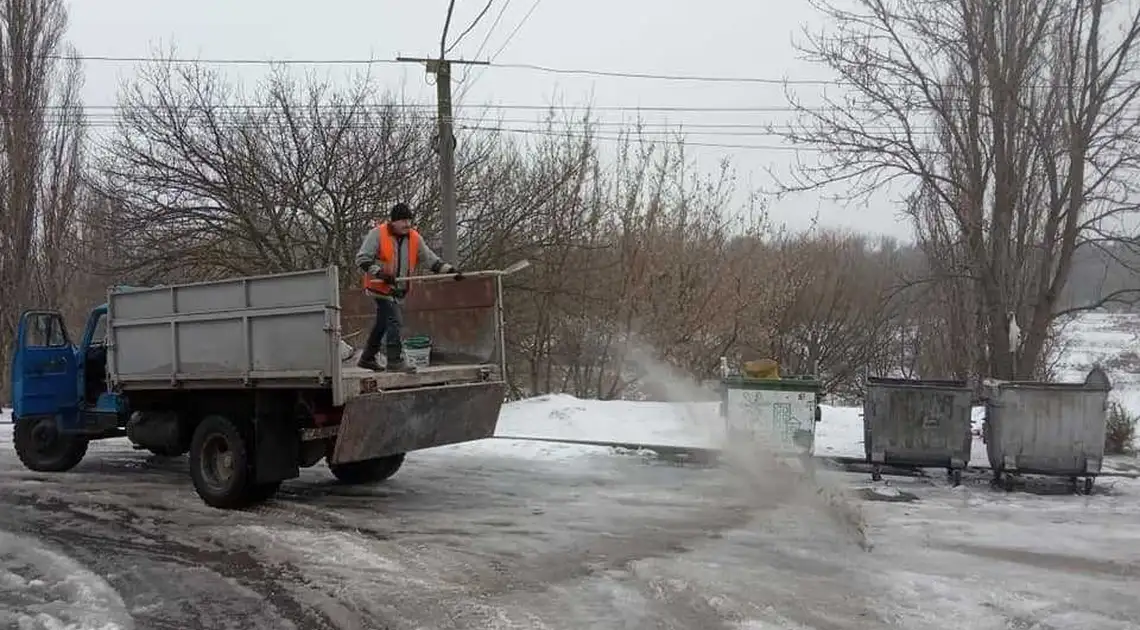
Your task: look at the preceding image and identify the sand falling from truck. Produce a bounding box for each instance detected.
[621,343,873,552]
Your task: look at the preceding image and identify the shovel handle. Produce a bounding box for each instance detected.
[395,259,531,283]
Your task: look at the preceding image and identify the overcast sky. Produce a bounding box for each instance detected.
[66,0,908,240]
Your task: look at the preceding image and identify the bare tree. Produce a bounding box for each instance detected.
[0,0,86,402]
[780,0,1140,379]
[99,60,451,283]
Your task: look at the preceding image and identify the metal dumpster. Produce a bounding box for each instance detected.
[984,367,1111,494]
[863,377,974,485]
[721,375,822,456]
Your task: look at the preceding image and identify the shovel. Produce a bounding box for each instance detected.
[395,259,531,283]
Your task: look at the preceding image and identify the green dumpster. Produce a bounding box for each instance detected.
[721,375,823,455]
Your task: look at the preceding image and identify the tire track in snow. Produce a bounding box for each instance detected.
[0,491,340,630]
[0,530,133,630]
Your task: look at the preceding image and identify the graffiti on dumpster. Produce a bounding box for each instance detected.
[728,390,811,450]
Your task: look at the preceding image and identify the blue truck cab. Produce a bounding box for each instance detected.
[10,305,126,471]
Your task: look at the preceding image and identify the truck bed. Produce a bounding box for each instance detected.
[106,266,509,408]
[341,363,496,397]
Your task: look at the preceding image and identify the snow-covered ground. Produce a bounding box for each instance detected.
[2,418,1138,629]
[1,310,1139,628]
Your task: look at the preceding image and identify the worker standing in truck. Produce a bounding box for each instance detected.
[354,202,463,371]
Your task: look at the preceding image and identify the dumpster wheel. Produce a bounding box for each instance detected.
[1083,477,1095,495]
[947,468,962,487]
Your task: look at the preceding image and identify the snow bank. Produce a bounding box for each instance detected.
[494,396,868,458]
[0,531,132,630]
[1056,312,1140,453]
[495,394,723,449]
[492,396,1000,467]
[1,407,10,424]
[811,405,862,459]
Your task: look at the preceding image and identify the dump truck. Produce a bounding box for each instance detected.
[8,265,511,509]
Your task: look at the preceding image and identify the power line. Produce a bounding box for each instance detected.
[10,102,835,113]
[44,54,403,66]
[487,0,543,62]
[492,63,802,85]
[23,51,1088,90]
[43,113,952,150]
[458,0,543,102]
[446,0,496,55]
[470,0,512,61]
[457,0,513,87]
[66,111,948,135]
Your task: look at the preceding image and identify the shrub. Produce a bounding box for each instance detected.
[1105,401,1138,455]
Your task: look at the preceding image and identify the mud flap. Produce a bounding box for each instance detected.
[330,381,507,465]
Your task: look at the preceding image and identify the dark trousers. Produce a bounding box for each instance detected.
[363,297,403,362]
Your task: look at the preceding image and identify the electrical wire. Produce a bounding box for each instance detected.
[458,0,542,102]
[456,0,513,87]
[446,0,496,55]
[486,0,543,61]
[34,110,954,151]
[18,51,1092,89]
[1,102,845,113]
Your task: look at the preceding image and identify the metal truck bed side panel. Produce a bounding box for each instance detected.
[108,267,342,391]
[340,278,502,366]
[330,380,507,464]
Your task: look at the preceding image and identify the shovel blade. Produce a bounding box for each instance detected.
[501,259,531,275]
[331,381,506,464]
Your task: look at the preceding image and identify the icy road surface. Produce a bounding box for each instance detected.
[1,425,1140,629]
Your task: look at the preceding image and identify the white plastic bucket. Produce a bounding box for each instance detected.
[402,344,432,369]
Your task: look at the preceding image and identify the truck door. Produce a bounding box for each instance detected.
[12,311,78,421]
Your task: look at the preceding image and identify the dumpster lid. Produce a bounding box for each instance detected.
[993,380,1112,392]
[866,376,971,391]
[722,375,822,392]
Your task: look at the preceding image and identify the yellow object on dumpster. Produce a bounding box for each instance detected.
[742,358,780,379]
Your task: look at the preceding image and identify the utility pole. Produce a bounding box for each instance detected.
[397,56,488,262]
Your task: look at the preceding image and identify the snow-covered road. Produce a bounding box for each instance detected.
[2,418,1140,629]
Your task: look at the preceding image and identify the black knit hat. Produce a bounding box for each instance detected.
[390,202,414,222]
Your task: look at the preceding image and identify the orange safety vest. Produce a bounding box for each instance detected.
[363,222,421,295]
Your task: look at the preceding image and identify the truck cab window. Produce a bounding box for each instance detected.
[24,313,68,348]
[90,313,108,346]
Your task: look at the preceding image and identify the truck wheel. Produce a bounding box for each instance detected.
[13,416,89,472]
[329,454,406,485]
[189,415,256,509]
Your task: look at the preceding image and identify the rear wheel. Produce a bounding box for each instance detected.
[329,453,406,485]
[13,416,89,472]
[189,415,258,509]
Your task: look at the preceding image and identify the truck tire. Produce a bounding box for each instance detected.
[189,415,259,509]
[13,416,89,473]
[328,454,406,485]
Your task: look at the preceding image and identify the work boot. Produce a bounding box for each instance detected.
[357,356,383,372]
[385,346,407,372]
